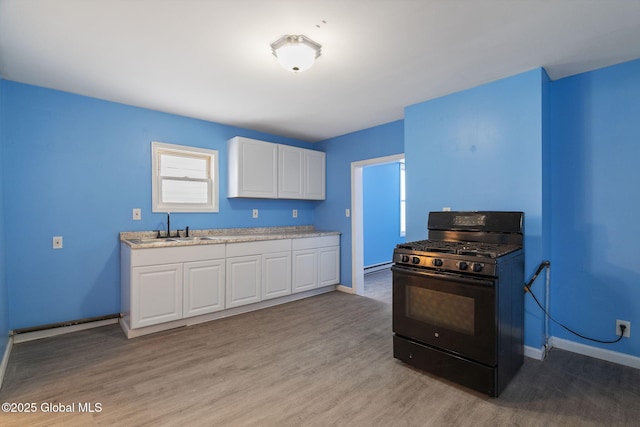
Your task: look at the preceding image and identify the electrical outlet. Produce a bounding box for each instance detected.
[252,209,259,219]
[443,207,452,211]
[616,319,631,338]
[345,208,350,217]
[292,209,298,218]
[132,208,141,220]
[53,236,63,249]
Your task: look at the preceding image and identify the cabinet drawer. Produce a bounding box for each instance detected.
[131,244,225,267]
[226,239,291,257]
[292,235,339,251]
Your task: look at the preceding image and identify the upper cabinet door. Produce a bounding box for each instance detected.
[228,136,278,198]
[304,149,326,200]
[278,145,305,199]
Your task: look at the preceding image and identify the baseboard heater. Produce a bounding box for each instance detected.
[364,261,393,274]
[11,313,121,335]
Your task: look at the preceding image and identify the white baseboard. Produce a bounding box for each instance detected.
[524,344,547,361]
[0,336,13,389]
[12,318,119,344]
[336,284,355,294]
[549,336,640,369]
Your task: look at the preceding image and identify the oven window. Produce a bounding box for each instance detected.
[406,286,475,335]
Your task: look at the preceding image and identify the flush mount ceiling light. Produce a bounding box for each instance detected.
[271,35,322,72]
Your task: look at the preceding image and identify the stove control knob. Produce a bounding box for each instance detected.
[401,255,410,263]
[432,258,443,267]
[472,263,484,272]
[412,257,421,265]
[458,261,468,270]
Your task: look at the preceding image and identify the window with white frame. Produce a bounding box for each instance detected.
[152,141,219,213]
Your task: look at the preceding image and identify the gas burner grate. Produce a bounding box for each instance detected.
[398,240,521,258]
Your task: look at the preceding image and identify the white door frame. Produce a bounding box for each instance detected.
[350,153,405,295]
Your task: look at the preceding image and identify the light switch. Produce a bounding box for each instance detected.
[133,208,141,220]
[53,236,63,249]
[252,209,259,218]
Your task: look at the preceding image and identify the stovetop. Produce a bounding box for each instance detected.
[396,239,521,259]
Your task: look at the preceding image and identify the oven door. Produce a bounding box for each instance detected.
[392,265,496,366]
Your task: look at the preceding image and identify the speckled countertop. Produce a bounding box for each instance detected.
[120,225,340,249]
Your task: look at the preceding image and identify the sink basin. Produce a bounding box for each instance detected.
[127,237,180,245]
[126,236,228,245]
[174,236,224,242]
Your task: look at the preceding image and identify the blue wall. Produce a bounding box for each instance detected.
[548,59,640,356]
[2,58,639,361]
[363,162,404,266]
[315,120,404,287]
[2,81,319,329]
[404,69,547,350]
[0,80,9,359]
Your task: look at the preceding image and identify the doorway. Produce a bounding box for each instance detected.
[350,154,405,296]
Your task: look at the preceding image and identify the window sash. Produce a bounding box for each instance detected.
[158,151,210,180]
[159,178,211,204]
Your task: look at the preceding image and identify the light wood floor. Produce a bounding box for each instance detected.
[1,277,639,426]
[363,268,392,303]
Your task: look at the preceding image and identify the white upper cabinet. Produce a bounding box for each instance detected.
[228,137,325,200]
[278,145,326,200]
[227,136,278,198]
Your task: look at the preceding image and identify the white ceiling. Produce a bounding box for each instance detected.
[1,1,640,142]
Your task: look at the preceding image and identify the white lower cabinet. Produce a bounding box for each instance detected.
[131,263,183,329]
[226,239,292,308]
[292,235,340,294]
[122,243,226,331]
[121,234,338,337]
[183,259,225,318]
[226,255,262,308]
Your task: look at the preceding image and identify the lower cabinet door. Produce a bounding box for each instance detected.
[262,251,292,300]
[132,263,183,328]
[226,255,261,308]
[292,249,317,293]
[183,259,225,318]
[318,246,340,287]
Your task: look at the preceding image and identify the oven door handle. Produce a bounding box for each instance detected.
[391,265,495,287]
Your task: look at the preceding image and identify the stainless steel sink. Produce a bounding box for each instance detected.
[126,237,181,245]
[125,234,232,246]
[174,236,224,242]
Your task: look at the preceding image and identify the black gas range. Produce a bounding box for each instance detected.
[392,211,525,397]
